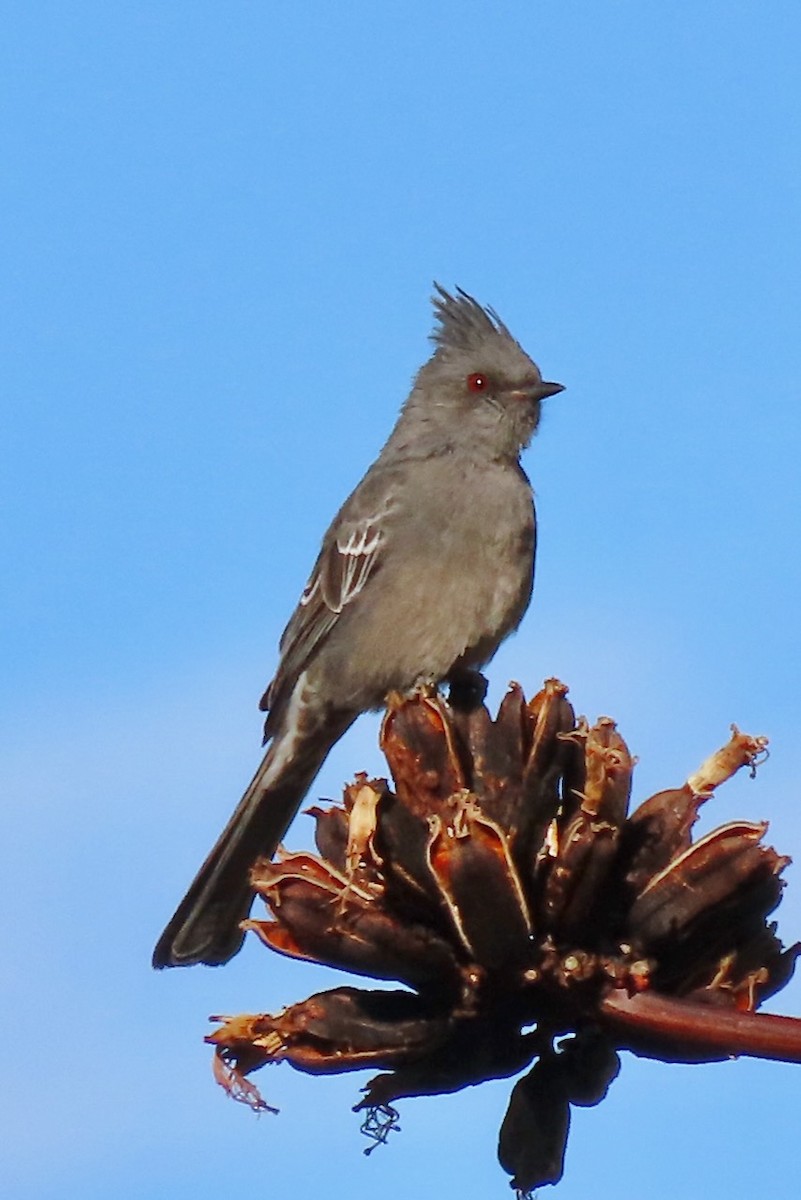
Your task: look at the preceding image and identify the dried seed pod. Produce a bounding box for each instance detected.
[619,785,702,895]
[380,690,467,819]
[373,787,446,920]
[210,987,455,1078]
[451,683,528,831]
[540,719,634,939]
[622,726,770,895]
[497,1030,619,1193]
[357,1016,537,1108]
[425,793,532,970]
[516,679,577,862]
[557,1029,621,1106]
[204,679,800,1195]
[498,1057,571,1191]
[250,852,462,993]
[629,821,787,946]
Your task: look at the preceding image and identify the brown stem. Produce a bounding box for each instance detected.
[600,990,801,1064]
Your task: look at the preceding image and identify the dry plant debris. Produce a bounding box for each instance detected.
[207,679,800,1193]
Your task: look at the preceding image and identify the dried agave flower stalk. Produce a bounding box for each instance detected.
[208,679,801,1194]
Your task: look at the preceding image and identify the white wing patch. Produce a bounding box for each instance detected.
[293,500,393,627]
[330,520,384,612]
[268,496,395,712]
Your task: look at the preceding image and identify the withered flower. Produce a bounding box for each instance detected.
[208,679,801,1194]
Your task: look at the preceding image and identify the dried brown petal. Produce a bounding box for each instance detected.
[212,1049,278,1112]
[687,725,769,794]
[307,802,349,871]
[343,779,386,879]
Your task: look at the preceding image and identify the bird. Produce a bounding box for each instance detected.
[153,285,563,968]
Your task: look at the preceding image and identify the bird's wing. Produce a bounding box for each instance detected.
[317,502,388,613]
[260,489,393,725]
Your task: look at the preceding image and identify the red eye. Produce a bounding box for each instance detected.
[467,373,488,393]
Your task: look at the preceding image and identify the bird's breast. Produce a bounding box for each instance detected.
[320,458,535,708]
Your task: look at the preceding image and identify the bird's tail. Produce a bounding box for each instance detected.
[152,711,356,968]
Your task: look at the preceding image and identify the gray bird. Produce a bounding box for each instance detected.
[153,286,563,968]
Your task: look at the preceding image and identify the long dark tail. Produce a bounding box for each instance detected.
[152,711,356,968]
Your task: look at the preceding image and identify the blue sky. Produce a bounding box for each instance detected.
[2,3,800,1196]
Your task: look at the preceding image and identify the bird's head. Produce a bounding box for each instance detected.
[397,285,563,460]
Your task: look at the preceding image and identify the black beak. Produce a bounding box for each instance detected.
[532,380,565,401]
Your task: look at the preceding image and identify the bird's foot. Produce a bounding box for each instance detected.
[447,668,489,713]
[387,678,439,706]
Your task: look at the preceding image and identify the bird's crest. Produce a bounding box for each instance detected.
[430,284,513,353]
